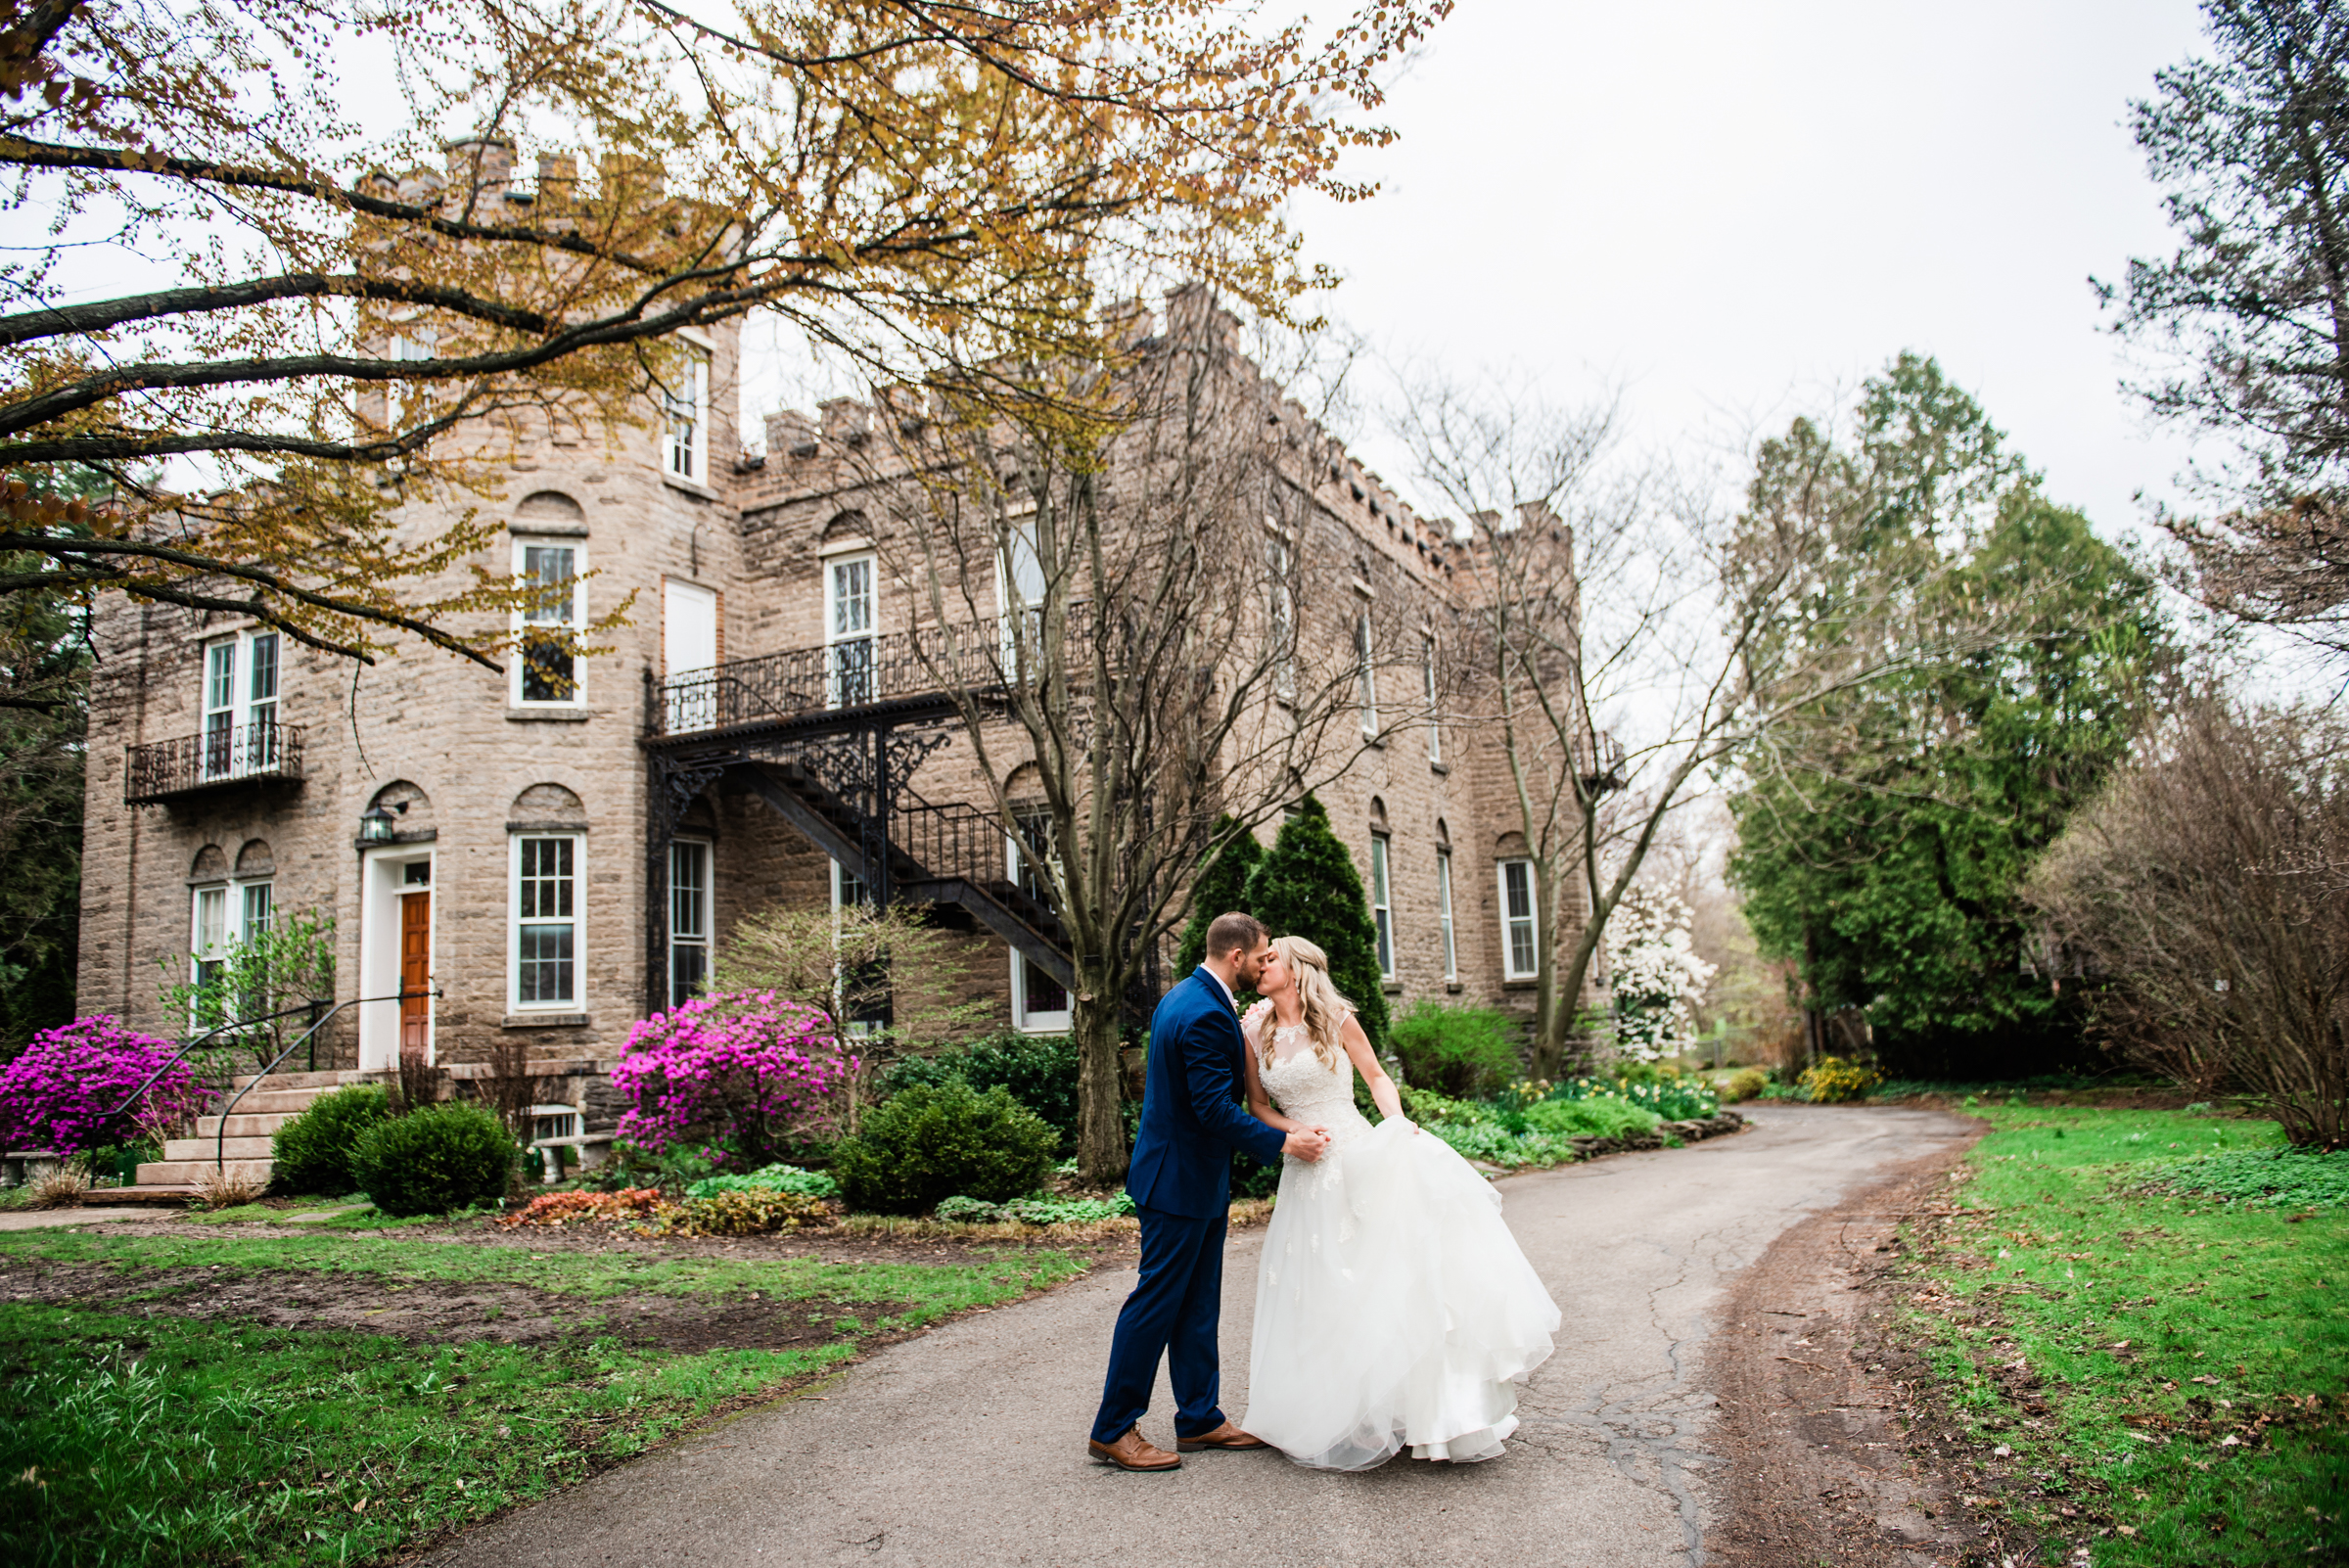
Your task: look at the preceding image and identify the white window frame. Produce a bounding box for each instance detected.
[512,537,584,707]
[997,520,1048,674]
[1423,635,1441,761]
[1437,849,1458,983]
[663,346,709,481]
[1356,610,1378,736]
[668,838,712,1010]
[1006,820,1071,1033]
[200,628,283,780]
[388,325,437,427]
[188,877,272,1027]
[825,553,876,708]
[1498,857,1540,981]
[1369,833,1396,981]
[509,834,582,1011]
[1266,528,1297,702]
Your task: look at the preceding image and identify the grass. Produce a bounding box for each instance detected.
[0,1225,1088,1566]
[1894,1105,2349,1564]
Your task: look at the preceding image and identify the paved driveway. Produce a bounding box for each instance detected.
[427,1104,1975,1568]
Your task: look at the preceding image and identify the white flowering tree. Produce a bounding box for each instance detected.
[1602,884,1717,1063]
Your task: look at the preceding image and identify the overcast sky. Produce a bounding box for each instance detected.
[1271,0,2214,535]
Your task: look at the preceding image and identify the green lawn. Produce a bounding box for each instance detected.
[0,1225,1088,1566]
[1895,1105,2348,1564]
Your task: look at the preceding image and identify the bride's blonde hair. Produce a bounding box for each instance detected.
[1260,935,1356,1070]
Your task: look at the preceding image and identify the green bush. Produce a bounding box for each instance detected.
[1523,1096,1663,1139]
[684,1162,838,1200]
[1177,818,1267,976]
[268,1084,391,1196]
[1388,999,1520,1098]
[659,1188,832,1235]
[831,1079,1058,1215]
[935,1191,1135,1225]
[1723,1067,1768,1103]
[882,1033,1079,1153]
[349,1102,515,1217]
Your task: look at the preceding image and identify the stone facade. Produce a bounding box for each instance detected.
[73,296,1591,1122]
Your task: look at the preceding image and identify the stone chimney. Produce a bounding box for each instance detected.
[766,409,819,459]
[443,137,515,204]
[598,152,667,204]
[535,153,577,202]
[819,397,871,448]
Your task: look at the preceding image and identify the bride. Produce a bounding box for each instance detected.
[1238,936,1561,1470]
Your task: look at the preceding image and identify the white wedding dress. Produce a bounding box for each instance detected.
[1241,1015,1561,1469]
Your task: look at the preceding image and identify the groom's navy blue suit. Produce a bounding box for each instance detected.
[1091,965,1289,1446]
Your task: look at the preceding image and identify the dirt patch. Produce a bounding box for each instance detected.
[1704,1126,2023,1568]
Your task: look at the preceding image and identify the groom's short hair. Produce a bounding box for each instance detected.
[1204,912,1268,960]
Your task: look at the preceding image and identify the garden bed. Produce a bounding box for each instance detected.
[0,1214,1101,1567]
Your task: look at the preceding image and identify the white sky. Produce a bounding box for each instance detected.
[1282,0,2212,535]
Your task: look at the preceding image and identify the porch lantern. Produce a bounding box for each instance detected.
[359,804,399,844]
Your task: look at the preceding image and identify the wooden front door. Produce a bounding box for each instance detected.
[398,891,431,1054]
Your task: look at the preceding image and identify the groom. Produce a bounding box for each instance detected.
[1087,912,1330,1471]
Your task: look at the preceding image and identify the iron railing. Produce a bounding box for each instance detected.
[653,606,1090,737]
[125,721,304,803]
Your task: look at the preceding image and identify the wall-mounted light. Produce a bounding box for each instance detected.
[359,802,406,843]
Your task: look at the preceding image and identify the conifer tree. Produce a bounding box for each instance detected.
[1240,796,1390,1045]
[1176,818,1266,976]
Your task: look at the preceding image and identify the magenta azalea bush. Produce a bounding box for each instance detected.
[0,1016,208,1156]
[612,992,856,1169]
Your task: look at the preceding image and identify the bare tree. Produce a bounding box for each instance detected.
[1392,364,2013,1079]
[852,297,1432,1179]
[2029,695,2348,1147]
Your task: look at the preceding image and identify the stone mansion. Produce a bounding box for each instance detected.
[71,297,1593,1101]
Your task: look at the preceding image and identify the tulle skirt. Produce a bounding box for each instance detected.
[1242,1118,1561,1470]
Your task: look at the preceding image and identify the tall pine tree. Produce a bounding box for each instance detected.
[1176,817,1267,976]
[1240,796,1391,1046]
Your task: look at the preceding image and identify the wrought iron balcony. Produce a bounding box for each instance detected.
[124,721,305,804]
[652,606,1089,740]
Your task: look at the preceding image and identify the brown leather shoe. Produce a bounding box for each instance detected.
[1087,1426,1180,1471]
[1176,1421,1270,1453]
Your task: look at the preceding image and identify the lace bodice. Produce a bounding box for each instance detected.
[1249,1012,1373,1146]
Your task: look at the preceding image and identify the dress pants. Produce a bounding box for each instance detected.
[1090,1204,1229,1443]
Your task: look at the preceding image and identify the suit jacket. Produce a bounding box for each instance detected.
[1126,967,1289,1218]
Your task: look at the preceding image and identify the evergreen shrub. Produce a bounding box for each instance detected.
[832,1080,1058,1214]
[1177,818,1266,975]
[1388,999,1519,1098]
[268,1084,391,1196]
[1724,1068,1769,1103]
[882,1032,1079,1153]
[349,1102,516,1217]
[1240,795,1390,1045]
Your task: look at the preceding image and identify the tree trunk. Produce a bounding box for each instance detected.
[1073,966,1128,1185]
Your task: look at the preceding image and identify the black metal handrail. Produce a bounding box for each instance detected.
[210,989,441,1171]
[109,998,332,1121]
[653,605,1092,737]
[125,720,305,803]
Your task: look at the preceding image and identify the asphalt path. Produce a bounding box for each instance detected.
[427,1103,1975,1568]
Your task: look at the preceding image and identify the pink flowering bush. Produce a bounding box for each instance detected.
[611,992,856,1169]
[0,1016,209,1156]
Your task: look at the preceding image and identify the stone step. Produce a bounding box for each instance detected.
[216,1087,333,1115]
[138,1158,272,1186]
[106,1184,199,1206]
[164,1135,275,1161]
[195,1112,296,1138]
[229,1068,379,1091]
